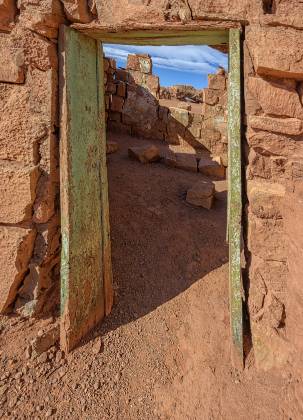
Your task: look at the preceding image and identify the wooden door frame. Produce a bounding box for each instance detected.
[59,26,243,365]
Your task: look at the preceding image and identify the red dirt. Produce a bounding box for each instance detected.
[0,132,298,419]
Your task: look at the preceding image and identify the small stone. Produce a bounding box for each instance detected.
[198,158,225,179]
[128,145,160,164]
[186,180,215,210]
[93,380,100,390]
[92,337,103,354]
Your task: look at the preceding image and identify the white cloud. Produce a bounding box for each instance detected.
[103,44,228,75]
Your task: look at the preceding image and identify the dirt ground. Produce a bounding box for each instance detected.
[0,132,299,419]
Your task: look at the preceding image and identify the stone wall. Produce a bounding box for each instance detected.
[0,0,303,370]
[105,54,228,163]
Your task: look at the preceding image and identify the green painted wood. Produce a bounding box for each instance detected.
[228,28,243,368]
[96,30,229,46]
[97,44,114,316]
[59,26,105,352]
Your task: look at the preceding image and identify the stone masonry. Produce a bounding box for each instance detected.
[104,54,228,165]
[1,0,303,373]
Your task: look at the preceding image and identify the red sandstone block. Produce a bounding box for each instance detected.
[127,54,152,74]
[208,74,226,90]
[248,77,303,119]
[0,164,40,223]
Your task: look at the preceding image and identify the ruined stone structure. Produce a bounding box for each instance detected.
[104,54,228,164]
[1,0,303,374]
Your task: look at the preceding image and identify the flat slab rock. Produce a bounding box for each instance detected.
[186,180,215,210]
[128,145,160,163]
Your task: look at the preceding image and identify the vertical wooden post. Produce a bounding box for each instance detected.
[97,44,114,316]
[59,26,109,352]
[228,28,243,368]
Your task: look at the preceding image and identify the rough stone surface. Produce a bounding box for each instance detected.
[31,323,60,356]
[247,77,303,119]
[0,35,25,83]
[127,54,152,74]
[0,0,16,32]
[186,180,215,209]
[61,0,93,23]
[247,181,285,219]
[247,26,303,80]
[199,158,225,179]
[248,116,303,136]
[0,227,36,313]
[0,164,40,224]
[128,145,160,164]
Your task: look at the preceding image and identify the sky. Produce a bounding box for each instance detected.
[103,44,228,89]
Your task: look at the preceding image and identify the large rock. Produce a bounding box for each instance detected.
[248,115,303,136]
[247,26,303,80]
[128,145,160,164]
[186,180,215,209]
[0,164,40,224]
[0,227,36,313]
[247,77,303,119]
[123,84,158,134]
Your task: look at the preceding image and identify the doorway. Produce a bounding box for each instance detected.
[58,27,242,365]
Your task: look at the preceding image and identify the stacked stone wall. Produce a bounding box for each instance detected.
[0,0,303,371]
[104,54,228,163]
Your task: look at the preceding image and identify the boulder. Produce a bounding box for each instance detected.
[128,145,160,164]
[186,180,215,210]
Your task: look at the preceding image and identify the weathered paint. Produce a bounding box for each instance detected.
[97,45,114,316]
[91,30,229,46]
[59,26,106,352]
[228,28,243,368]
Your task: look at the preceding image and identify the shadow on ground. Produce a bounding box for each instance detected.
[101,132,228,335]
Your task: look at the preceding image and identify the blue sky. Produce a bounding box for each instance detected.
[103,44,228,89]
